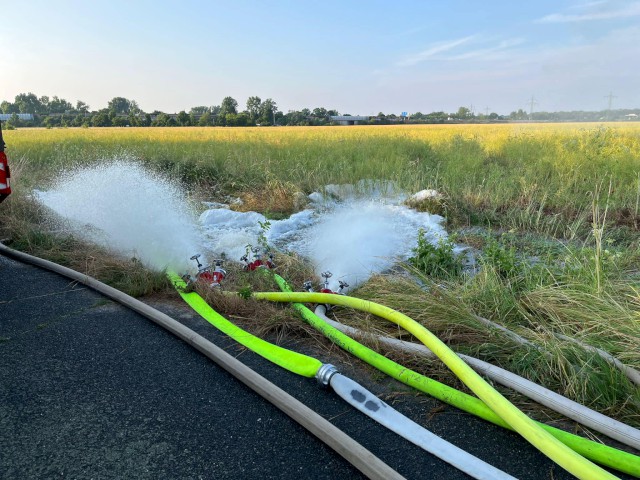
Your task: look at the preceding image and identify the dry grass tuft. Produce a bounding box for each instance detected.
[233,179,300,216]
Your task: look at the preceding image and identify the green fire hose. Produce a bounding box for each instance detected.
[167,271,519,479]
[167,271,322,377]
[256,273,640,478]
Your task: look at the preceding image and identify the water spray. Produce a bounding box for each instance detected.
[35,160,204,272]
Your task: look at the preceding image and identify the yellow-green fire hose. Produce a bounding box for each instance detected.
[254,277,636,480]
[264,273,639,477]
[168,272,322,377]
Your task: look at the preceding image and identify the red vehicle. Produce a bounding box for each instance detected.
[0,121,11,204]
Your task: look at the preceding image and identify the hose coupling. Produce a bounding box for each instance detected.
[316,363,338,387]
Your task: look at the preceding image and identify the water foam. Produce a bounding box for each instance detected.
[35,159,204,272]
[200,189,448,290]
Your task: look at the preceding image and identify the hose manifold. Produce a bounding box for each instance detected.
[316,363,338,387]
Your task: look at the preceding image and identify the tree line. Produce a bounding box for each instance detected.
[0,93,343,128]
[1,92,638,129]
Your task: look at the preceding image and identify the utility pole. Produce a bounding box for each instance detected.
[604,91,617,120]
[527,96,537,120]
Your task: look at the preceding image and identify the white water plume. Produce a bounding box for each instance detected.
[35,159,204,272]
[200,186,448,291]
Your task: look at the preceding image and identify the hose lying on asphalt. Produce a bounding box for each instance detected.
[0,244,404,480]
[313,305,640,452]
[260,273,640,478]
[167,271,516,480]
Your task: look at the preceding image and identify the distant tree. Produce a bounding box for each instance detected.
[14,93,42,114]
[151,113,171,126]
[488,112,499,120]
[225,113,239,126]
[326,109,339,117]
[425,111,448,123]
[176,110,191,126]
[6,113,23,128]
[71,115,84,127]
[284,110,308,126]
[108,97,138,115]
[246,96,262,122]
[38,96,50,114]
[48,96,73,114]
[92,111,112,127]
[215,113,227,126]
[128,112,142,126]
[455,106,473,119]
[260,98,278,125]
[42,116,58,128]
[189,106,210,115]
[220,96,238,115]
[236,112,250,126]
[75,100,90,113]
[112,116,129,127]
[509,109,527,120]
[198,111,212,126]
[1,101,19,114]
[312,107,327,118]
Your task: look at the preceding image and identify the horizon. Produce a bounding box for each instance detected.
[2,1,639,116]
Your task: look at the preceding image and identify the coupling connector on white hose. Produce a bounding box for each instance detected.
[316,363,339,387]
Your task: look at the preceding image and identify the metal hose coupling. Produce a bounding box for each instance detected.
[316,363,339,387]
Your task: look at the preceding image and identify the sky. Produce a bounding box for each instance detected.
[2,0,639,115]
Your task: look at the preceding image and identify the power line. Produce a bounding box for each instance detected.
[527,96,538,118]
[604,91,617,111]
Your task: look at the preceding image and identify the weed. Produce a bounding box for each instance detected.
[480,234,521,279]
[408,229,463,279]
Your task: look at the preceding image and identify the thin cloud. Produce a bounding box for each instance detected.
[446,38,525,61]
[397,36,475,66]
[567,1,608,10]
[536,2,640,23]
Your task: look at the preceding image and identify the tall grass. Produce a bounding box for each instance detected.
[6,124,640,234]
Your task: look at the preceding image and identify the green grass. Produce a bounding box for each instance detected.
[6,124,640,233]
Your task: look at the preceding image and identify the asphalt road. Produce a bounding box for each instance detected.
[0,254,633,479]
